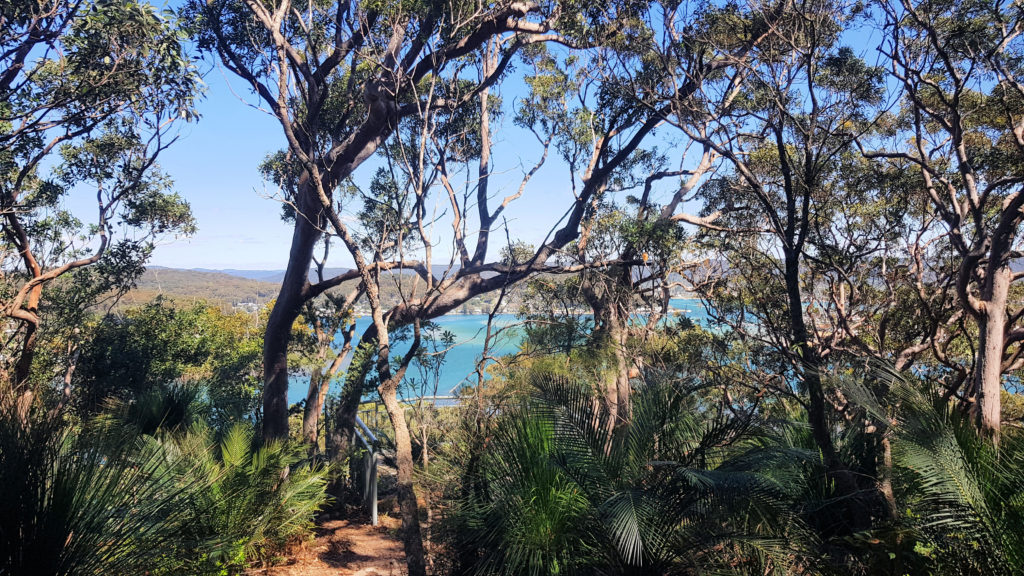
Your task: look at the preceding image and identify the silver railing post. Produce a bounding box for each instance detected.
[369,452,378,526]
[353,414,380,526]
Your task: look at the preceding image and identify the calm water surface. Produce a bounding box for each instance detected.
[286,299,706,405]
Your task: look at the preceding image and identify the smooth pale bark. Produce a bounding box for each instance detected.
[357,266,426,576]
[972,265,1010,440]
[879,435,898,521]
[302,333,353,448]
[263,178,322,442]
[378,363,426,576]
[48,345,81,420]
[328,340,375,465]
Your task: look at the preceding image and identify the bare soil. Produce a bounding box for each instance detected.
[261,515,407,576]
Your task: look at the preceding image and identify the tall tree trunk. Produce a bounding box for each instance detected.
[879,435,898,521]
[784,251,836,465]
[329,338,376,463]
[379,378,427,576]
[584,285,630,427]
[13,282,42,424]
[421,418,432,565]
[608,306,631,426]
[784,249,871,531]
[368,307,427,576]
[303,339,352,449]
[301,372,325,445]
[595,306,620,427]
[263,179,321,442]
[972,265,1009,441]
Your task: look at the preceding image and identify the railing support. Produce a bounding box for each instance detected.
[352,415,379,526]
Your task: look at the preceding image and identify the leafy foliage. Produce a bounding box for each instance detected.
[447,372,804,575]
[164,423,330,574]
[0,408,199,575]
[848,371,1024,574]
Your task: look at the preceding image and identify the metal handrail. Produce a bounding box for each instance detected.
[356,415,379,445]
[352,414,379,526]
[350,396,458,527]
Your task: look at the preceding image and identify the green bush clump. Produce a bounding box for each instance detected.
[0,397,329,575]
[165,423,330,574]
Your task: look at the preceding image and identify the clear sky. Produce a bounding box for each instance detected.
[143,73,310,270]
[137,18,884,273]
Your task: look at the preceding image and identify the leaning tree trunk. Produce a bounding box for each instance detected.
[783,249,872,531]
[972,264,1009,441]
[302,338,352,449]
[301,372,326,447]
[263,178,322,442]
[328,337,376,463]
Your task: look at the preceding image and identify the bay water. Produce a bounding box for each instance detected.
[286,299,705,405]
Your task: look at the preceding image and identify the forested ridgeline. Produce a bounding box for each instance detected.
[2,0,1024,574]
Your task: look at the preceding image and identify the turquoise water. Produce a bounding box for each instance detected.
[286,299,706,405]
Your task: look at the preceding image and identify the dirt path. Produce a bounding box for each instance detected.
[265,516,406,576]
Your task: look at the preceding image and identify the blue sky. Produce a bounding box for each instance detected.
[136,10,886,272]
[143,66,581,271]
[144,74,307,270]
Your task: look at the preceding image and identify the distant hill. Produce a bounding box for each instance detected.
[186,268,284,282]
[169,267,353,285]
[123,264,518,313]
[185,264,475,284]
[123,266,418,311]
[119,268,280,310]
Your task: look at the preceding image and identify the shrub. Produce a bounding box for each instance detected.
[165,423,330,574]
[0,408,200,575]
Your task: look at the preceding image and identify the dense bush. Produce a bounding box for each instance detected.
[444,373,806,575]
[71,301,264,427]
[0,399,328,575]
[848,376,1024,575]
[165,423,329,574]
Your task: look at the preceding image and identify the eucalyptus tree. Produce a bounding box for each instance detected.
[861,0,1024,440]
[0,0,199,420]
[187,1,593,571]
[655,0,911,533]
[500,0,799,428]
[293,285,360,449]
[189,0,789,569]
[187,0,572,445]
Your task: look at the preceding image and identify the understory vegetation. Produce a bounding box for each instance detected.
[0,382,329,575]
[413,321,1024,576]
